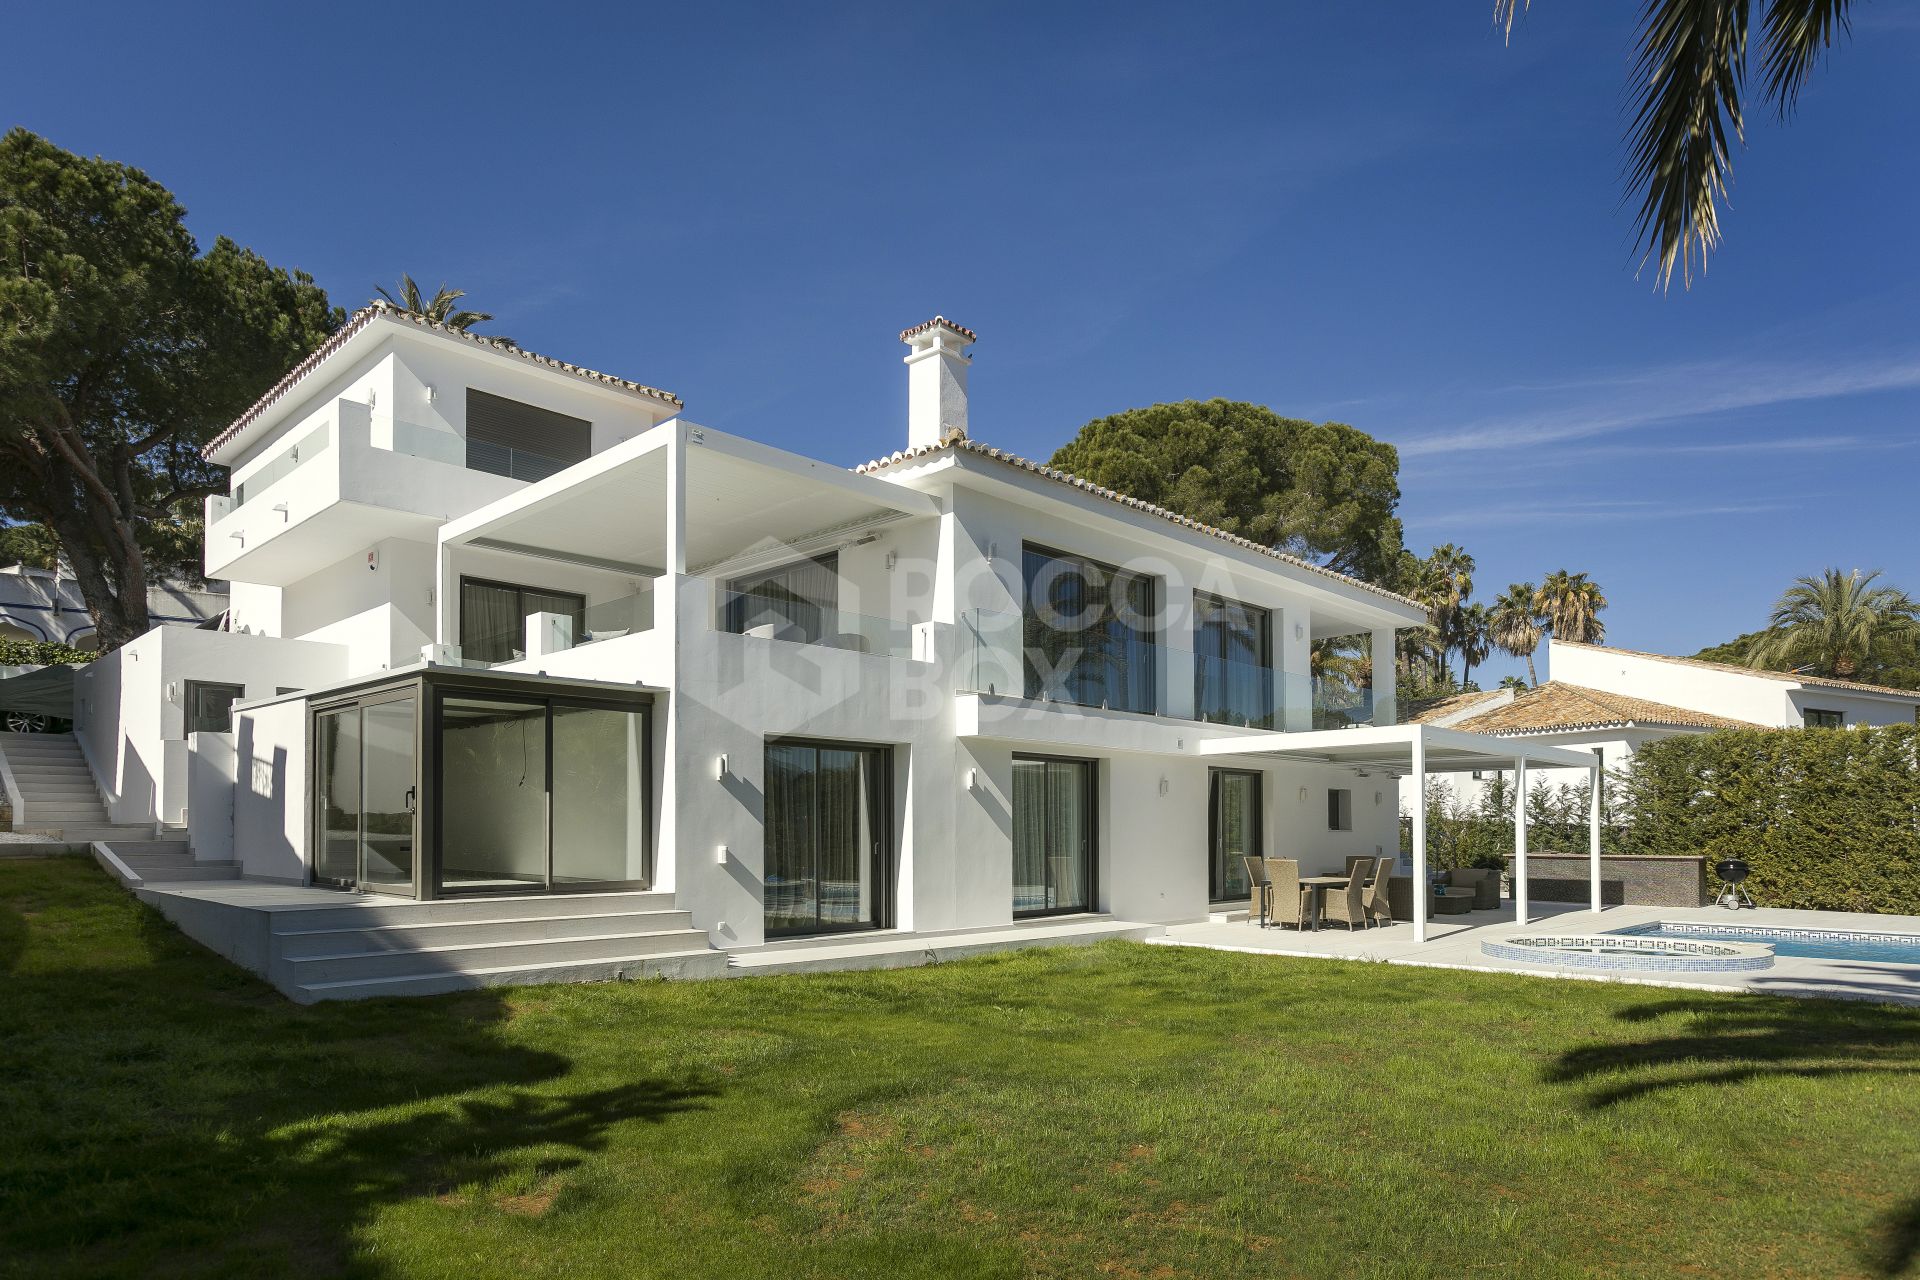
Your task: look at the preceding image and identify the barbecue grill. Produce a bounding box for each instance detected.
[1714,858,1754,910]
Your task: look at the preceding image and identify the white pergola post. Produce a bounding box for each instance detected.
[1588,749,1604,915]
[1512,755,1528,927]
[1410,730,1428,943]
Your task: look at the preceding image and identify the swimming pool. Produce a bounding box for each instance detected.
[1481,934,1775,972]
[1613,922,1920,965]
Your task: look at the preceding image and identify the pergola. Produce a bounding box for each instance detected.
[1198,723,1604,942]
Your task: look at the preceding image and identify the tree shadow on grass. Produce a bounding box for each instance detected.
[1546,994,1920,1278]
[0,862,720,1279]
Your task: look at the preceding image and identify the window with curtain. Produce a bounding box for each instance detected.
[1194,592,1274,728]
[459,577,586,664]
[763,740,888,935]
[723,554,839,644]
[1022,545,1157,714]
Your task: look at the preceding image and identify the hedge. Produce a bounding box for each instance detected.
[1618,725,1920,915]
[0,638,91,667]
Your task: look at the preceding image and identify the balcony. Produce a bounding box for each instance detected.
[715,586,923,661]
[958,608,1391,732]
[205,401,526,585]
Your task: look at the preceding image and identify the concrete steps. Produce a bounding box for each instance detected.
[0,733,155,841]
[258,890,719,1003]
[93,839,240,887]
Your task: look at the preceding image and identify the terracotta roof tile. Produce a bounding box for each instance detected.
[854,437,1422,609]
[898,316,977,343]
[1450,681,1762,735]
[1404,689,1510,725]
[203,302,681,461]
[1554,640,1920,701]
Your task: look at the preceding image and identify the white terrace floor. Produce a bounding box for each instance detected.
[1152,900,1920,1006]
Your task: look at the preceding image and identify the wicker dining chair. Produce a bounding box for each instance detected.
[1241,855,1273,928]
[1320,860,1369,931]
[1364,855,1396,927]
[1266,858,1310,930]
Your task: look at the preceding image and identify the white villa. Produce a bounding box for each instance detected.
[0,305,1614,999]
[1414,638,1920,801]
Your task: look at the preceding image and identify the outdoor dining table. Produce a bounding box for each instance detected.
[1298,873,1364,931]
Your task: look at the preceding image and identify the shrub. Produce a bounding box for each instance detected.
[1619,726,1920,914]
[0,638,90,667]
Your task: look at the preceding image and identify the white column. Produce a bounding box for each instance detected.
[1280,611,1312,731]
[1588,750,1604,915]
[655,422,688,895]
[1371,628,1397,725]
[1512,755,1528,926]
[1410,730,1428,943]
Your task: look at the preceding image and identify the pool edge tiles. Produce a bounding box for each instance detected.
[1614,920,1920,965]
[1482,935,1776,973]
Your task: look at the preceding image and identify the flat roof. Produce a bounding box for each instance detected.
[1197,723,1603,775]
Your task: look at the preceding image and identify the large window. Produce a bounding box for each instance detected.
[459,576,586,665]
[466,388,590,481]
[763,740,890,936]
[185,680,247,734]
[1012,754,1096,916]
[1803,707,1844,729]
[1022,545,1158,714]
[1193,592,1274,728]
[1209,769,1262,902]
[723,555,839,644]
[435,690,650,895]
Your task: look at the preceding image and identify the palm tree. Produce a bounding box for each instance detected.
[1405,544,1476,674]
[1489,581,1546,686]
[1457,602,1492,688]
[1496,1,1857,289]
[1534,571,1607,646]
[1750,569,1920,680]
[374,274,514,345]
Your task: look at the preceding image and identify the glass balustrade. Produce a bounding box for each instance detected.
[716,588,916,660]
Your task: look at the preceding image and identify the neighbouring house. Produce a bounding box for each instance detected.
[1412,637,1920,804]
[19,303,1611,998]
[0,564,227,651]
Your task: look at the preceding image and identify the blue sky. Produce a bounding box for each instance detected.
[8,2,1917,682]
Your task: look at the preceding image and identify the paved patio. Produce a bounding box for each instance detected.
[1152,900,1920,1006]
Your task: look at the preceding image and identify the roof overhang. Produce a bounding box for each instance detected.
[440,422,941,578]
[1197,723,1602,775]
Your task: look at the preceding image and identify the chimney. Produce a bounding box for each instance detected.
[900,316,975,450]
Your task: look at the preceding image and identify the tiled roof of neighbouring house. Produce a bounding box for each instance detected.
[1446,681,1762,735]
[202,302,682,461]
[1553,640,1920,701]
[1403,688,1511,726]
[854,436,1423,610]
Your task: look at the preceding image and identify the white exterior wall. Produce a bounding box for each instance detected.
[186,731,237,862]
[74,629,348,826]
[1550,640,1920,729]
[230,698,310,883]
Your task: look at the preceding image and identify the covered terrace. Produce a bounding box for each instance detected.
[1200,723,1604,942]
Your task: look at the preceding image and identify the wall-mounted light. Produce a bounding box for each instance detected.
[714,753,729,781]
[885,550,898,572]
[1297,786,1310,804]
[1375,791,1384,806]
[1158,775,1170,797]
[1294,622,1305,641]
[165,681,180,704]
[716,844,729,865]
[271,502,289,523]
[986,541,997,564]
[966,768,979,791]
[229,530,245,548]
[424,384,437,403]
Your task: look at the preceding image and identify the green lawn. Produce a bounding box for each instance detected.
[2,857,1918,1279]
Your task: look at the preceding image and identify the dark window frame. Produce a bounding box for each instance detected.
[722,553,841,644]
[1803,707,1844,729]
[465,388,591,481]
[1011,751,1100,919]
[1193,591,1275,728]
[1327,788,1353,832]
[761,735,895,938]
[1020,543,1159,715]
[458,574,587,665]
[1207,768,1264,903]
[184,680,247,734]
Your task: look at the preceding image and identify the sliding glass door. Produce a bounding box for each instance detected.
[435,691,651,896]
[312,694,418,895]
[1209,769,1262,902]
[1012,755,1096,917]
[764,740,890,936]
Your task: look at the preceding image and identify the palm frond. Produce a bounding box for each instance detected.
[1627,0,1749,289]
[1760,0,1851,114]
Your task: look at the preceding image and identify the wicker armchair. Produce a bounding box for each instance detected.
[1443,867,1500,911]
[1364,856,1396,926]
[1320,861,1369,931]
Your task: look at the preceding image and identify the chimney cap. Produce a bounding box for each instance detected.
[899,315,977,345]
